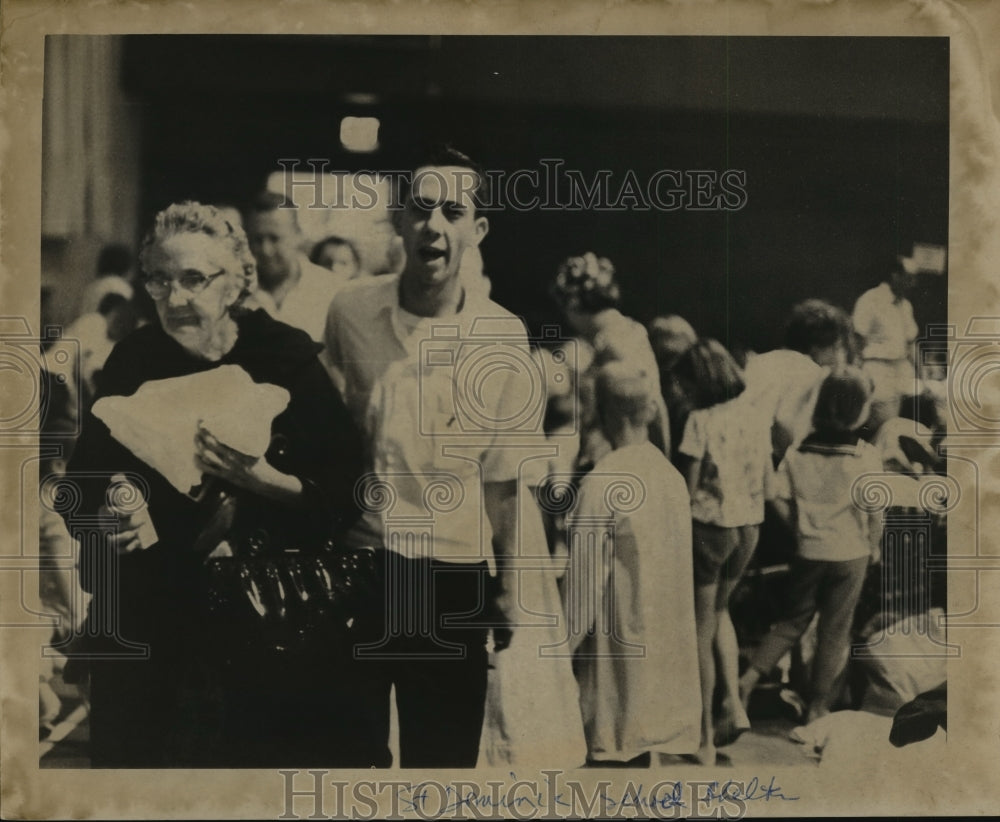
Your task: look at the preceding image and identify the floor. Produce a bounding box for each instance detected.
[39,675,812,770]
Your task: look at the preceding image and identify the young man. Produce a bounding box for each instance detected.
[323,147,545,768]
[244,190,349,342]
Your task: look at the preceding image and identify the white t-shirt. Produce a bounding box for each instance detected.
[853,282,918,361]
[250,255,349,343]
[324,274,545,563]
[774,438,883,562]
[679,395,773,528]
[743,349,826,452]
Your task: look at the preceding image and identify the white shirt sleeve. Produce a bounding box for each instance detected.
[679,409,706,459]
[902,299,919,345]
[852,289,876,340]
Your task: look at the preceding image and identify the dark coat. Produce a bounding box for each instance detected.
[66,308,363,644]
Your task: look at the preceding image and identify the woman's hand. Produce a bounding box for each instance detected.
[103,508,156,554]
[98,474,159,555]
[195,425,304,505]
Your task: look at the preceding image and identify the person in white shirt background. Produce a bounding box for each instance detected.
[852,255,920,430]
[742,298,854,466]
[243,190,349,342]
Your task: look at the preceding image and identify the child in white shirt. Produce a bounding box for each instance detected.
[676,338,773,763]
[739,367,884,726]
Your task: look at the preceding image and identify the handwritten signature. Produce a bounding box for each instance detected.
[600,781,687,811]
[601,777,798,810]
[697,776,798,804]
[393,774,797,814]
[395,783,570,814]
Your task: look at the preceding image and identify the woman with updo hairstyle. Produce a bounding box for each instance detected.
[64,201,373,767]
[551,252,670,472]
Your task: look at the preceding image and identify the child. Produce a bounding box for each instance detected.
[566,361,701,766]
[675,338,773,764]
[739,367,884,726]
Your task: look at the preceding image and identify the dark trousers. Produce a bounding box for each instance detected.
[362,551,491,768]
[87,628,232,769]
[88,655,181,768]
[88,628,391,768]
[220,651,391,768]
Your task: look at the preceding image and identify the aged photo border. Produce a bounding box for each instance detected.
[3,0,1000,818]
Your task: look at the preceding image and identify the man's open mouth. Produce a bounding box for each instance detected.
[418,247,446,262]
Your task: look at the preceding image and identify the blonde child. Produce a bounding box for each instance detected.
[566,361,700,765]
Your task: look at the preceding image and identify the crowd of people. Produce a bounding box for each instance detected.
[40,145,947,769]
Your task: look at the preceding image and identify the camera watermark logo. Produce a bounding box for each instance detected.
[850,472,958,658]
[920,319,1000,442]
[419,320,577,437]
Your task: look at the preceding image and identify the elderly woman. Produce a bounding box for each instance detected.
[551,252,671,473]
[64,202,374,768]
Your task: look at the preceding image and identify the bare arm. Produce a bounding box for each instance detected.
[484,478,545,652]
[685,457,701,498]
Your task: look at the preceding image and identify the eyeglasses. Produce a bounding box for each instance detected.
[143,270,226,300]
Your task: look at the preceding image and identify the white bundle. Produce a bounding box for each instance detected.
[93,365,291,494]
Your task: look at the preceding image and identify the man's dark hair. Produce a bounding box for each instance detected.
[784,299,851,356]
[246,190,301,231]
[401,144,490,214]
[97,244,132,277]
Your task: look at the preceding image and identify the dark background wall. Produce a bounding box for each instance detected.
[119,35,948,351]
